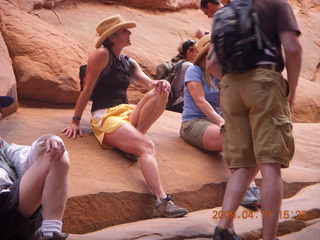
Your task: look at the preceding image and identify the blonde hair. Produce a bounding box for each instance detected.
[195,53,215,88]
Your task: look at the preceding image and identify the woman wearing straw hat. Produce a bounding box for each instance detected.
[63,14,188,218]
[180,35,261,208]
[180,34,224,151]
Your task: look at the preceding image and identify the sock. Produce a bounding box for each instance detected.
[41,220,62,237]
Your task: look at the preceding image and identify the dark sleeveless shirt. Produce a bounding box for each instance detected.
[91,52,134,112]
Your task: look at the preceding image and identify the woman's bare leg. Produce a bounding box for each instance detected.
[104,123,166,199]
[129,88,168,134]
[201,124,222,151]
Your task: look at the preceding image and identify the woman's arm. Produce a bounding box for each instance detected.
[187,81,224,126]
[62,48,109,138]
[206,43,223,80]
[130,59,170,93]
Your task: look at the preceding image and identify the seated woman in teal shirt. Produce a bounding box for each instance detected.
[180,35,261,208]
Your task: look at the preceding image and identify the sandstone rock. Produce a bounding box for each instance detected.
[67,183,320,240]
[8,0,65,12]
[99,0,199,10]
[0,103,230,233]
[9,0,200,12]
[0,103,319,234]
[0,1,87,103]
[0,30,18,116]
[291,78,320,123]
[296,5,320,83]
[31,1,320,122]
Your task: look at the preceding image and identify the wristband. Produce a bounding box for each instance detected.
[72,115,81,121]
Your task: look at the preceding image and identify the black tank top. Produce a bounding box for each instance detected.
[91,52,134,112]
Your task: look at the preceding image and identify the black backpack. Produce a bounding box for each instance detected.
[155,58,185,108]
[211,0,279,74]
[79,54,134,96]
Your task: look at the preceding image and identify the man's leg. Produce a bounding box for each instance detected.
[259,163,282,240]
[129,88,168,134]
[18,151,69,236]
[218,166,258,230]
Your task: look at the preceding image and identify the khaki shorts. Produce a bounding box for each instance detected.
[220,68,294,169]
[180,117,213,149]
[91,104,134,149]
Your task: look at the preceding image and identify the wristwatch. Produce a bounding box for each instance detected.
[72,115,81,121]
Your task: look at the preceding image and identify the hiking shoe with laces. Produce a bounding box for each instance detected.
[249,186,261,207]
[39,232,69,240]
[153,194,188,218]
[240,187,259,208]
[212,226,241,240]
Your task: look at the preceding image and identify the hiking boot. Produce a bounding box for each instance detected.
[249,186,261,207]
[212,226,241,240]
[39,232,69,240]
[153,194,188,218]
[240,187,259,208]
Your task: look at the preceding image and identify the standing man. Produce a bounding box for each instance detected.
[206,0,302,239]
[195,0,223,39]
[199,0,261,209]
[0,96,70,240]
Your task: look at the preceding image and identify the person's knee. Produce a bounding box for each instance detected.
[152,88,169,103]
[138,138,155,156]
[50,151,70,174]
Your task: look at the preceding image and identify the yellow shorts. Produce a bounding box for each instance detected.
[91,104,134,149]
[220,68,294,169]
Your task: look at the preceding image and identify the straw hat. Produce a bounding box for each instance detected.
[95,14,137,48]
[193,34,212,65]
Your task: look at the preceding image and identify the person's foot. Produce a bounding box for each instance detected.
[39,232,69,240]
[212,226,241,240]
[240,187,259,208]
[153,194,188,218]
[249,186,261,207]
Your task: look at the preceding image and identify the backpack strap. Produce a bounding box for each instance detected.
[119,55,135,78]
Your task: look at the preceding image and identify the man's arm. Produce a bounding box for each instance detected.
[280,30,302,107]
[205,43,223,80]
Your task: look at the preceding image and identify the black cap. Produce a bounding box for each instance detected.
[0,96,14,108]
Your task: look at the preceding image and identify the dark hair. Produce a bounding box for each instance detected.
[200,0,221,9]
[181,39,196,57]
[102,37,114,49]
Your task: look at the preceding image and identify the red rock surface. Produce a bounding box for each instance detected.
[66,184,320,240]
[0,0,319,239]
[0,102,319,236]
[1,0,319,121]
[0,31,18,117]
[0,1,87,104]
[26,1,320,122]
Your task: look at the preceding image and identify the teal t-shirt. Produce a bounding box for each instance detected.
[182,65,221,122]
